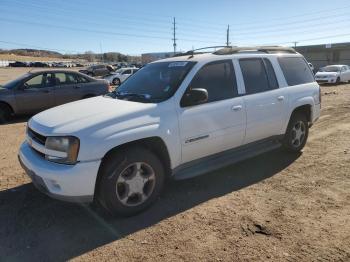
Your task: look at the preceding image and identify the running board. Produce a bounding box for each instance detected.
[172,137,282,180]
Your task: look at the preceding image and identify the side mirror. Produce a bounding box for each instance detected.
[181,88,208,107]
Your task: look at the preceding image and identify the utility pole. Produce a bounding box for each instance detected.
[100,42,104,63]
[172,17,177,55]
[293,41,298,49]
[226,24,230,46]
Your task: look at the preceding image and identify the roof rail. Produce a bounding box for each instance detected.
[173,46,230,57]
[214,46,297,55]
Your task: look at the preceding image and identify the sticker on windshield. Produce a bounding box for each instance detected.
[168,62,188,67]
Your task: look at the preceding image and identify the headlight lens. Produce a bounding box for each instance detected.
[45,136,80,164]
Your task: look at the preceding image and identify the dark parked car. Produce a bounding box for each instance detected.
[0,70,109,123]
[79,64,112,77]
[9,61,28,67]
[31,62,49,67]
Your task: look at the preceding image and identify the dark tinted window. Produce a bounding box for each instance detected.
[278,57,314,86]
[189,60,237,103]
[123,69,132,74]
[263,58,279,89]
[240,58,271,94]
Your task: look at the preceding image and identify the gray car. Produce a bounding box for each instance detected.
[0,70,109,123]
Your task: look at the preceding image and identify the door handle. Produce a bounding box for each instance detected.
[42,90,50,93]
[74,85,81,89]
[232,105,242,111]
[277,96,285,101]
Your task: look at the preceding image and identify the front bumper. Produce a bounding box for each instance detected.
[18,141,101,203]
[315,78,337,83]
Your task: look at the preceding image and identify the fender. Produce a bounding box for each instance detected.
[78,122,181,169]
[282,96,315,133]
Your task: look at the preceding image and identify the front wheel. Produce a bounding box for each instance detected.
[282,113,309,152]
[97,147,165,216]
[0,104,12,124]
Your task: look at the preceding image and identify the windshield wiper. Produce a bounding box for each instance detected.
[114,91,152,100]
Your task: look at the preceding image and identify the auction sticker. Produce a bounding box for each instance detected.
[168,62,188,67]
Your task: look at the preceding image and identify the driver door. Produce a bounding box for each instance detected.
[14,73,56,114]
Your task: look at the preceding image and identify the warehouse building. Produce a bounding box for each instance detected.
[296,42,350,70]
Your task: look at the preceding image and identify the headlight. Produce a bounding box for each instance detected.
[45,136,80,164]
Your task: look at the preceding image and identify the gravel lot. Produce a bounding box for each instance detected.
[0,68,349,261]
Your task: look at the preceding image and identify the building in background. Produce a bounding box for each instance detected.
[296,42,350,71]
[141,52,177,64]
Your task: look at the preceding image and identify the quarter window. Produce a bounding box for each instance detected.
[278,57,314,86]
[189,60,237,103]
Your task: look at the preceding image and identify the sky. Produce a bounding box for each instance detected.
[0,0,350,55]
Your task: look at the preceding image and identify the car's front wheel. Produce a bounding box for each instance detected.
[97,146,165,216]
[0,104,12,124]
[282,113,309,152]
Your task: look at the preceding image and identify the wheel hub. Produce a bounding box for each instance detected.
[116,162,156,207]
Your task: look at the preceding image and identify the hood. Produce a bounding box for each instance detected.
[29,96,159,135]
[315,71,339,77]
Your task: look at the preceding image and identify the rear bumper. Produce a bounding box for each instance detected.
[18,141,101,203]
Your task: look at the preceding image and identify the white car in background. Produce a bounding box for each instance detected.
[103,67,139,85]
[315,65,350,84]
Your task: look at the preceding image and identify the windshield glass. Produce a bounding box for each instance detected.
[2,73,31,89]
[109,61,196,102]
[319,66,341,72]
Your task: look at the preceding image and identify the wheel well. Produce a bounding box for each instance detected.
[0,101,14,114]
[94,137,172,197]
[291,104,311,122]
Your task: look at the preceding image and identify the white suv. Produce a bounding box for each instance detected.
[18,46,321,216]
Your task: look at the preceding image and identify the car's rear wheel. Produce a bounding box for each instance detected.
[97,146,165,216]
[112,78,121,86]
[0,104,12,124]
[282,113,309,152]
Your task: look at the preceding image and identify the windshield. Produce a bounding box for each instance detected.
[109,61,196,103]
[2,73,31,89]
[319,66,341,72]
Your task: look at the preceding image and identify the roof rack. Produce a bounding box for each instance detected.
[214,46,297,55]
[173,46,229,58]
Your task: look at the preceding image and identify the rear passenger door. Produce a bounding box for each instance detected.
[178,60,246,163]
[53,72,84,106]
[239,58,287,144]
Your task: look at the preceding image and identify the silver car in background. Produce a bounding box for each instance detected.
[0,70,109,123]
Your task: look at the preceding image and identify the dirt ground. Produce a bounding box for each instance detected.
[0,68,349,261]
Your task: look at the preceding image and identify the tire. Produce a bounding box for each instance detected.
[112,78,121,86]
[97,146,165,216]
[0,103,12,124]
[336,77,340,85]
[282,113,309,152]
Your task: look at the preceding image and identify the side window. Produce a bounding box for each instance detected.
[189,60,237,103]
[54,73,67,85]
[123,69,132,75]
[24,74,44,89]
[75,74,89,83]
[278,57,314,86]
[43,73,55,87]
[263,58,279,90]
[239,58,271,94]
[66,73,78,84]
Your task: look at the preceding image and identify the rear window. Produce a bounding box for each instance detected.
[278,57,314,86]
